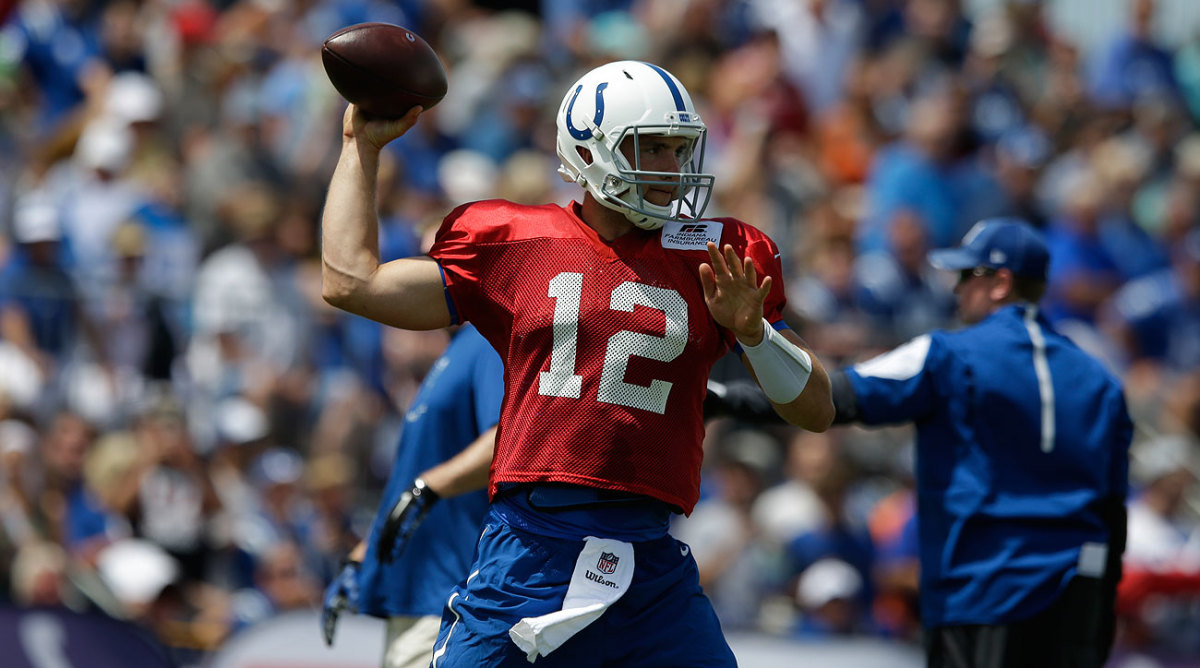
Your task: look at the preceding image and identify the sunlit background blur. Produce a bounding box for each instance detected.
[1,0,1199,666]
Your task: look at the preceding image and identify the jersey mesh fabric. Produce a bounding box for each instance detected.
[429,200,786,514]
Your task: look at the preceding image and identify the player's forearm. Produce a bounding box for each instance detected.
[779,371,834,430]
[738,326,834,431]
[755,358,834,431]
[419,426,497,498]
[321,139,385,310]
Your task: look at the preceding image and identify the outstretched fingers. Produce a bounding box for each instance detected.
[705,242,729,278]
[704,241,771,300]
[723,244,747,280]
[757,274,772,300]
[699,262,718,300]
[743,254,758,286]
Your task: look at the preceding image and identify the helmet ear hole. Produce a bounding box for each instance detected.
[575,146,593,166]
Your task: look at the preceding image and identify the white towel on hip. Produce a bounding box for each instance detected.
[509,536,634,663]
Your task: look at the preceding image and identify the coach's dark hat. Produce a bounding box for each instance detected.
[928,218,1050,280]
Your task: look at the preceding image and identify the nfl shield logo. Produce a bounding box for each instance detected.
[597,551,619,574]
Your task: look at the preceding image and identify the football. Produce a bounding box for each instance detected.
[321,22,448,118]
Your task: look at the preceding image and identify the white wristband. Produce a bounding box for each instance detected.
[740,319,813,403]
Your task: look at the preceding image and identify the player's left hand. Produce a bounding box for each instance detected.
[321,560,361,646]
[699,242,771,344]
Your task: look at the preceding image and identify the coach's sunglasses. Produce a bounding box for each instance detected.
[958,266,998,284]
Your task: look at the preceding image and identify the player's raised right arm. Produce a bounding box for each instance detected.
[322,104,451,330]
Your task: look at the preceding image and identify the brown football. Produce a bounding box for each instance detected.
[321,22,447,118]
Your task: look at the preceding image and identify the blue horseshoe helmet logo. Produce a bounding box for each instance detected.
[565,82,609,140]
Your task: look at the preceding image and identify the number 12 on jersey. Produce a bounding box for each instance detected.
[538,272,689,414]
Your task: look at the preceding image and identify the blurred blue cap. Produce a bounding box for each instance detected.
[928,218,1050,280]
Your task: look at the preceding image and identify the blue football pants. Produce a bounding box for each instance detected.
[429,510,736,667]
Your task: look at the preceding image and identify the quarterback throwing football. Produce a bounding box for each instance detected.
[321,60,833,666]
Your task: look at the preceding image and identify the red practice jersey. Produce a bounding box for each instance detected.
[429,200,786,514]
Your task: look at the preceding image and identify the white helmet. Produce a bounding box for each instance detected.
[555,61,715,230]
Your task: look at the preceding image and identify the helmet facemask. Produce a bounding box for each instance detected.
[597,123,714,230]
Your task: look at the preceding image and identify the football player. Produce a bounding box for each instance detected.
[320,60,833,666]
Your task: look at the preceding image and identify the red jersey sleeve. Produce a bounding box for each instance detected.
[428,200,517,332]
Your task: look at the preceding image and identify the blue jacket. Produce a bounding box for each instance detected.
[846,304,1131,626]
[357,325,504,617]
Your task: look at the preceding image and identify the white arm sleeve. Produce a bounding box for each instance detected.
[740,319,813,403]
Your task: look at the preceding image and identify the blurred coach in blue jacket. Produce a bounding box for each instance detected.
[831,219,1132,668]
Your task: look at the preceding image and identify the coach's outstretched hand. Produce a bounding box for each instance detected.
[377,478,441,564]
[704,379,786,424]
[321,560,361,646]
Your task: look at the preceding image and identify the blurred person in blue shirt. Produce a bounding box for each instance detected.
[30,410,121,560]
[4,0,102,133]
[0,196,88,367]
[855,209,956,346]
[961,11,1027,145]
[788,232,877,359]
[1103,227,1200,372]
[869,492,922,642]
[860,92,963,254]
[1042,171,1125,325]
[830,219,1133,668]
[321,324,502,668]
[539,0,637,61]
[987,125,1053,230]
[1090,137,1170,282]
[861,87,1003,255]
[1088,0,1182,110]
[782,449,876,622]
[0,194,118,426]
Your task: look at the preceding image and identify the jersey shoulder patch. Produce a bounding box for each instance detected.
[660,220,724,250]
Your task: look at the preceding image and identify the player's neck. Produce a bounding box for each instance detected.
[580,194,636,241]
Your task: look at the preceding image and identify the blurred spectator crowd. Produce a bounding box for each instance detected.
[0,0,1198,665]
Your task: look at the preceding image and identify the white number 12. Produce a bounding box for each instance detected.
[538,272,688,414]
